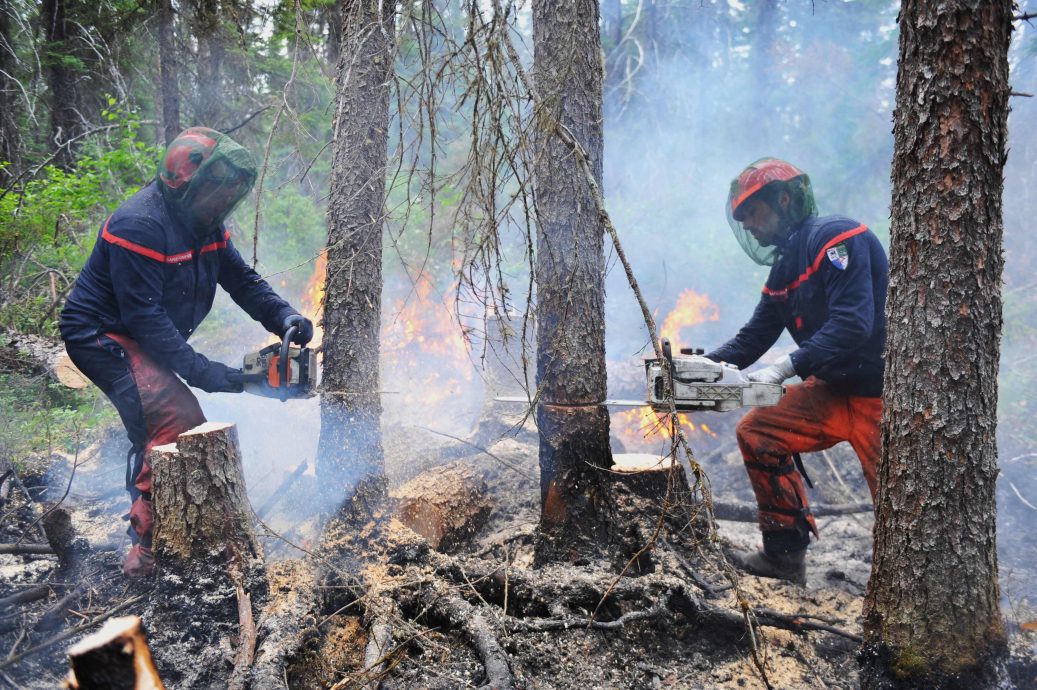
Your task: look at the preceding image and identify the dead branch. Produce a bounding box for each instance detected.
[418,585,513,690]
[0,543,55,555]
[0,584,54,610]
[227,573,258,690]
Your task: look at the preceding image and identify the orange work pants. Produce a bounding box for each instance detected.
[736,376,881,551]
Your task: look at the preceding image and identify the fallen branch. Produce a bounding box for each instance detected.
[505,600,666,633]
[227,574,258,690]
[0,543,55,555]
[419,586,513,690]
[0,584,53,610]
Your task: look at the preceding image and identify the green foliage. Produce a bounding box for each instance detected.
[0,369,116,463]
[0,114,160,335]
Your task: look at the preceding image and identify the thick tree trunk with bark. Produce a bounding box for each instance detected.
[317,0,394,514]
[156,0,180,145]
[532,0,614,564]
[41,0,80,170]
[190,0,223,126]
[0,0,19,181]
[148,422,265,690]
[860,2,1012,688]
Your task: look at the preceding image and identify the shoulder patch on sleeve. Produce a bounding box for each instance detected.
[826,242,849,270]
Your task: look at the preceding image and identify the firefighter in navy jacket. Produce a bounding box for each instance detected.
[706,158,888,585]
[60,127,314,576]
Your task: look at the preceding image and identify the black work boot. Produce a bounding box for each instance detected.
[726,548,807,586]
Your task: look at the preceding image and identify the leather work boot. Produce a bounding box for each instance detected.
[726,548,807,586]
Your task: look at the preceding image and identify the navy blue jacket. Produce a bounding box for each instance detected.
[706,215,888,397]
[60,182,297,386]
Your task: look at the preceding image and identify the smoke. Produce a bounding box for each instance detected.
[163,1,1037,598]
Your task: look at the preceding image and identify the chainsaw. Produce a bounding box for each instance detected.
[236,325,318,401]
[497,338,784,412]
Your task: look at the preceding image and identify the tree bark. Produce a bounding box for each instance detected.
[317,0,394,514]
[40,0,81,170]
[189,0,223,127]
[156,0,180,145]
[531,0,614,565]
[0,0,20,182]
[860,2,1012,688]
[151,422,260,566]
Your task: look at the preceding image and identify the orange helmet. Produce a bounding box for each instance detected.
[726,158,817,265]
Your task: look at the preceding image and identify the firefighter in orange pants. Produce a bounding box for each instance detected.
[705,158,888,585]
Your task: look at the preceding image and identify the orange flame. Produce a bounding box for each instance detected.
[611,407,717,449]
[297,255,473,412]
[659,289,720,351]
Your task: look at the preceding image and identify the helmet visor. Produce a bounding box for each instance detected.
[726,181,781,266]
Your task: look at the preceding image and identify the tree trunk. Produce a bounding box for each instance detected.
[41,0,80,170]
[531,0,614,565]
[0,0,20,182]
[156,0,180,145]
[393,462,492,553]
[860,2,1012,688]
[317,0,394,514]
[190,0,223,127]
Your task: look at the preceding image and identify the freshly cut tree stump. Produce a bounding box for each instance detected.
[64,615,163,689]
[151,421,260,565]
[392,462,492,552]
[145,422,266,689]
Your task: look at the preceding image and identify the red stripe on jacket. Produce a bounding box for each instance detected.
[762,224,868,298]
[101,217,229,264]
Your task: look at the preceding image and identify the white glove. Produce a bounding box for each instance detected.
[745,355,796,385]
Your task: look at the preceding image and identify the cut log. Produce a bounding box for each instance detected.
[64,615,164,689]
[392,462,492,552]
[2,329,89,388]
[151,421,260,565]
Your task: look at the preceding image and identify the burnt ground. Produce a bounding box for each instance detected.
[0,410,1035,689]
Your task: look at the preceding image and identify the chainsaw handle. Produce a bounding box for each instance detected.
[278,326,297,401]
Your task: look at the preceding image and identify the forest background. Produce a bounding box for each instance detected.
[1,0,1036,607]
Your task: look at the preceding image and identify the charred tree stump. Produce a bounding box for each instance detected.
[608,454,695,573]
[144,422,266,690]
[393,462,492,553]
[64,615,163,689]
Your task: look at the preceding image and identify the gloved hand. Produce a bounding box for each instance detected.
[745,355,796,385]
[282,314,314,346]
[192,361,245,393]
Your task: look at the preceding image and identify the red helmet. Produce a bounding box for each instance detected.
[729,158,807,221]
[726,158,817,266]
